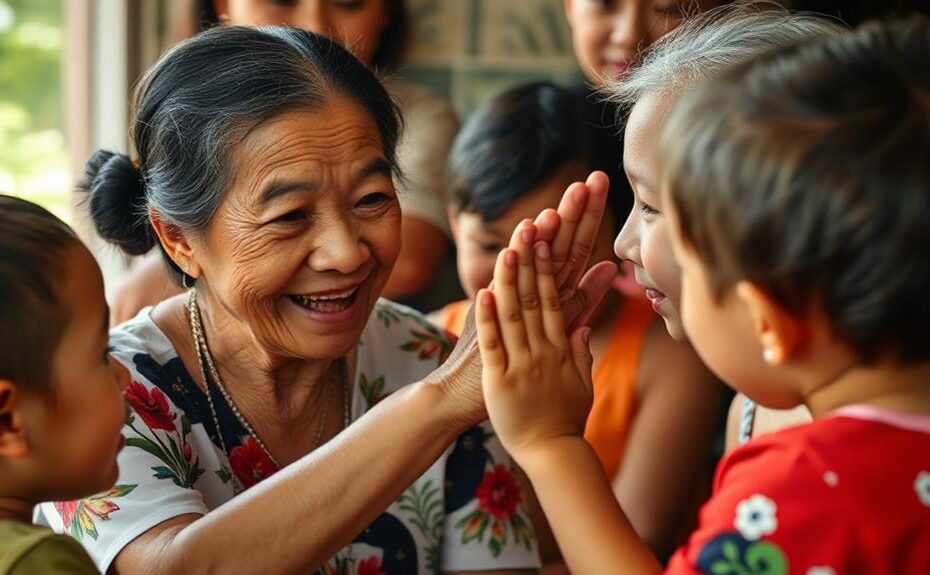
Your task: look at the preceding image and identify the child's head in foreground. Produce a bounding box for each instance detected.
[0,195,127,508]
[448,81,623,299]
[659,16,930,410]
[611,2,844,340]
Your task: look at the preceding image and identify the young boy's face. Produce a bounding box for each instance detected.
[22,245,129,500]
[615,91,686,339]
[563,0,719,85]
[453,163,615,299]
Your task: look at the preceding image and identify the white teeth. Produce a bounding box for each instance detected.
[293,288,356,304]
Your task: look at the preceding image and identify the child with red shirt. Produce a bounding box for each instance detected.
[474,15,930,574]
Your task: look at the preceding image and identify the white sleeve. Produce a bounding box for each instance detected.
[39,371,226,573]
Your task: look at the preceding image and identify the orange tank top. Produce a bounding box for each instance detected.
[583,296,656,479]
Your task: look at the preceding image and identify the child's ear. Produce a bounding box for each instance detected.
[149,208,201,280]
[0,381,29,458]
[735,281,804,366]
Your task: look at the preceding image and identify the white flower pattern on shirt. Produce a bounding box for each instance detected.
[734,494,778,541]
[915,471,930,507]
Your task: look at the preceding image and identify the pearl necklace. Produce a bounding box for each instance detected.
[186,289,350,465]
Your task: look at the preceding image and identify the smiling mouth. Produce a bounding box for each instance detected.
[288,286,360,314]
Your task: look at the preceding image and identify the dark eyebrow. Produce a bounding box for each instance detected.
[356,158,393,182]
[257,159,392,206]
[259,179,319,206]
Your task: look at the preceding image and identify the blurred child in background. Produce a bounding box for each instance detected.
[437,82,723,562]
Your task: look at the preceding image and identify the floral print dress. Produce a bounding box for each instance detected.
[38,300,539,574]
[666,405,930,574]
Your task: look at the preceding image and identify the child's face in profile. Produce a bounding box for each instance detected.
[453,163,615,299]
[615,91,686,339]
[23,245,129,500]
[563,0,717,85]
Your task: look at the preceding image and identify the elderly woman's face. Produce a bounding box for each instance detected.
[192,97,401,359]
[218,0,390,66]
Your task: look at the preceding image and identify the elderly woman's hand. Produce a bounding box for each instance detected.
[428,171,616,427]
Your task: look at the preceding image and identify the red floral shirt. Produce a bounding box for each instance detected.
[667,406,930,574]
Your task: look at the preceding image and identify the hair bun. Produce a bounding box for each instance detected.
[81,149,155,256]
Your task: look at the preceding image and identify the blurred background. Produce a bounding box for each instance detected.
[0,0,586,292]
[1,0,921,291]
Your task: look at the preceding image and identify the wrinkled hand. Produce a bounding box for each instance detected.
[476,234,593,463]
[426,171,615,428]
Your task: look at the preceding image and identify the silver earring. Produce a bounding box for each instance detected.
[182,273,195,290]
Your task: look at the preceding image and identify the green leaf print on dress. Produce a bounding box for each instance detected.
[124,381,205,488]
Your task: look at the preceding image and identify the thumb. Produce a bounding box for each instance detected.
[568,327,595,395]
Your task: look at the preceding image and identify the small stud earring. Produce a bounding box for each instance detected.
[762,348,777,365]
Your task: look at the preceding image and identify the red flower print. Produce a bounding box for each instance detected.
[229,436,280,488]
[124,381,175,431]
[476,465,522,520]
[53,485,136,541]
[54,500,77,529]
[357,556,386,575]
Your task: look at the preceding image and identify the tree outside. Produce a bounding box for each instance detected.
[0,0,69,222]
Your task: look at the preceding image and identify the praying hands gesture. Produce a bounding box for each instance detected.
[427,171,618,427]
[475,228,595,464]
[472,172,663,574]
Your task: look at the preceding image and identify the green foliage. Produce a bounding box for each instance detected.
[0,0,69,218]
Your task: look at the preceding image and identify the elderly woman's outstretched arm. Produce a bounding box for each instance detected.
[111,173,614,575]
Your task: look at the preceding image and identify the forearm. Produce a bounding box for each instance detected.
[161,382,467,574]
[518,438,662,575]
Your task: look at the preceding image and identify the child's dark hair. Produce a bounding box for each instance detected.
[0,195,81,390]
[661,17,930,364]
[449,82,626,227]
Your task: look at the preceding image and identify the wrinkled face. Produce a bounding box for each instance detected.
[453,162,616,299]
[563,0,718,85]
[191,98,401,360]
[221,0,390,65]
[28,246,129,500]
[615,91,686,339]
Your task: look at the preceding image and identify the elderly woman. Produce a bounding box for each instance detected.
[39,27,614,574]
[111,0,460,323]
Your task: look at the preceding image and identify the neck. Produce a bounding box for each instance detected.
[189,290,341,419]
[0,494,35,524]
[804,358,930,419]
